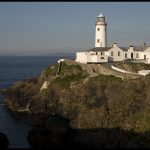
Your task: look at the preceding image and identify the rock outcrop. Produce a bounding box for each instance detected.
[27,115,150,148]
[114,62,150,73]
[4,60,150,147]
[0,132,9,149]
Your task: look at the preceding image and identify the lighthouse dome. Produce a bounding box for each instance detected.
[97,13,104,17]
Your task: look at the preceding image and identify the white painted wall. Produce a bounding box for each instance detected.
[99,55,108,62]
[76,52,87,63]
[112,66,150,76]
[134,51,143,60]
[140,52,145,60]
[105,51,109,56]
[126,47,134,59]
[76,51,108,63]
[95,15,107,47]
[111,65,133,74]
[144,52,150,64]
[95,25,107,47]
[89,51,108,63]
[123,52,128,59]
[138,70,150,76]
[144,47,150,52]
[126,47,145,60]
[75,46,150,64]
[108,47,124,62]
[144,47,150,63]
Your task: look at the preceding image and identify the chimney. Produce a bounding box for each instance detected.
[129,45,134,51]
[143,42,146,47]
[113,43,117,47]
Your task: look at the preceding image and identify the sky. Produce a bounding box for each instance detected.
[0,2,150,56]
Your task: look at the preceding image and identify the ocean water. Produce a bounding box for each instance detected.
[0,56,74,148]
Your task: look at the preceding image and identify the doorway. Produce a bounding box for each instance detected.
[131,53,133,60]
[144,55,146,60]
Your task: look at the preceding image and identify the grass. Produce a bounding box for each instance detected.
[52,73,87,89]
[125,108,150,133]
[114,62,150,73]
[44,63,59,77]
[44,62,122,89]
[90,74,122,83]
[60,62,83,75]
[53,62,88,89]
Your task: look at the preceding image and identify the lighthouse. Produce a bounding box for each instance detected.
[95,13,107,47]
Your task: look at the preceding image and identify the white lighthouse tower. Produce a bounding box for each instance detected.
[95,13,107,47]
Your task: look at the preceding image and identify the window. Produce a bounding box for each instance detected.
[111,51,113,56]
[125,53,127,58]
[97,39,100,43]
[118,51,120,56]
[101,52,104,55]
[97,28,100,31]
[136,53,139,58]
[101,57,104,59]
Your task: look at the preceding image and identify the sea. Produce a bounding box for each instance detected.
[0,55,74,148]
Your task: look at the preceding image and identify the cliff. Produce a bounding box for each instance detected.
[4,60,150,148]
[4,60,150,132]
[114,62,150,73]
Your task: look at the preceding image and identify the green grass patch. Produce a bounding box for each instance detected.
[125,108,150,133]
[44,63,59,77]
[51,62,89,89]
[52,73,87,89]
[90,74,122,83]
[60,62,83,75]
[114,62,150,73]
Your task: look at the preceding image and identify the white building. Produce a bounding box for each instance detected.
[95,13,107,47]
[76,13,150,64]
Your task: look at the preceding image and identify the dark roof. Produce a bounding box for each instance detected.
[120,46,149,51]
[119,47,128,51]
[87,47,112,52]
[87,47,128,52]
[86,46,150,52]
[134,46,149,51]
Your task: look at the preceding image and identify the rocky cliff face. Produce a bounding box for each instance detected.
[114,62,150,73]
[4,60,150,133]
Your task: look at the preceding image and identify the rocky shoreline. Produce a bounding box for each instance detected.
[26,114,150,148]
[4,60,150,148]
[0,132,9,149]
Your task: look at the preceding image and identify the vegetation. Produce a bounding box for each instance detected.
[114,62,150,73]
[4,61,150,135]
[51,62,89,89]
[5,60,150,148]
[90,74,122,83]
[44,63,59,77]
